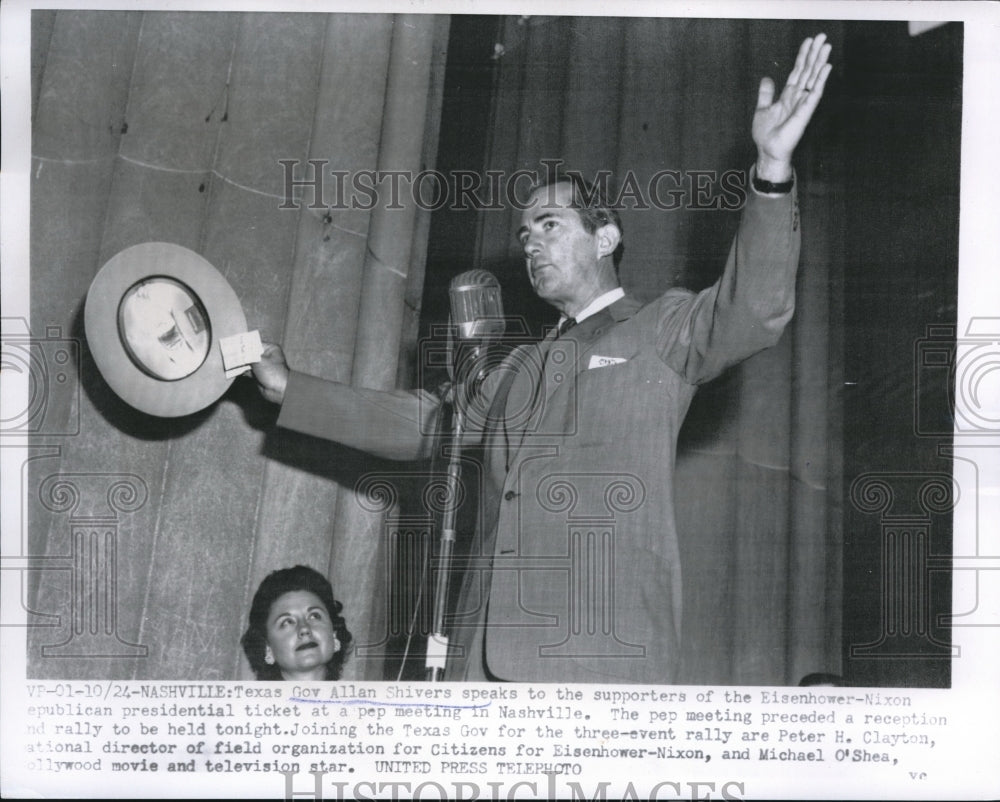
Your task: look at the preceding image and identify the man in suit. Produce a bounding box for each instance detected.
[252,34,832,682]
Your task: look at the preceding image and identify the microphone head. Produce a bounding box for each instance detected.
[449,269,505,340]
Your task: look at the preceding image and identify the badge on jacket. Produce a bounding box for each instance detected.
[587,355,627,369]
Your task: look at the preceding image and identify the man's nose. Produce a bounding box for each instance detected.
[523,236,541,258]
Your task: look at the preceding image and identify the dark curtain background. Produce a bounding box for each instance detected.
[423,16,960,686]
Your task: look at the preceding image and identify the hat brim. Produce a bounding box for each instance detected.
[84,242,248,418]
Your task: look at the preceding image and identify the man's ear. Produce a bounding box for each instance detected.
[596,223,621,260]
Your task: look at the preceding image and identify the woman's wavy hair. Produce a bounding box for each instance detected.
[241,565,352,680]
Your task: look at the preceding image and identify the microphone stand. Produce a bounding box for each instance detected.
[425,332,479,682]
[424,380,464,682]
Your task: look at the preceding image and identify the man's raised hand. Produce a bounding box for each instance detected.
[753,33,833,182]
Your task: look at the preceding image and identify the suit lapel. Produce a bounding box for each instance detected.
[506,330,556,453]
[538,295,643,412]
[505,295,644,454]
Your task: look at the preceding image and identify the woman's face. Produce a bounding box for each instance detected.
[264,590,338,680]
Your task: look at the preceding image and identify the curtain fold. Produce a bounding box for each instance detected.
[329,14,446,680]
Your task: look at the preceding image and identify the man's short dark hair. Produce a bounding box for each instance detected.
[529,167,625,270]
[241,564,352,680]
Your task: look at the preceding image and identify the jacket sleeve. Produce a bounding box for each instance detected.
[276,371,442,462]
[276,362,504,461]
[655,179,801,384]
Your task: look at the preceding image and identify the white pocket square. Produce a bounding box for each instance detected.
[587,355,627,369]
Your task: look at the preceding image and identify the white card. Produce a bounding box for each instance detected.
[220,330,263,378]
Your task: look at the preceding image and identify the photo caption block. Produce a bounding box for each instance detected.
[14,681,962,799]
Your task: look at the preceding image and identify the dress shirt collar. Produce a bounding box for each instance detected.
[560,287,625,326]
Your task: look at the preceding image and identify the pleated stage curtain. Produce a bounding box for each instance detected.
[473,16,844,685]
[26,10,449,681]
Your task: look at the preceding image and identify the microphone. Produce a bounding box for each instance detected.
[447,270,505,396]
[449,270,505,342]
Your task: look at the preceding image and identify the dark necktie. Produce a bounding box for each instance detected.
[556,317,576,338]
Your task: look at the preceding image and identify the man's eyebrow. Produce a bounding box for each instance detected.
[517,211,558,240]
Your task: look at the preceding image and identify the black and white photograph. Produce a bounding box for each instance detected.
[1,0,997,798]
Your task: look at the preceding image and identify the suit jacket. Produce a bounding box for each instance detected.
[277,186,800,684]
